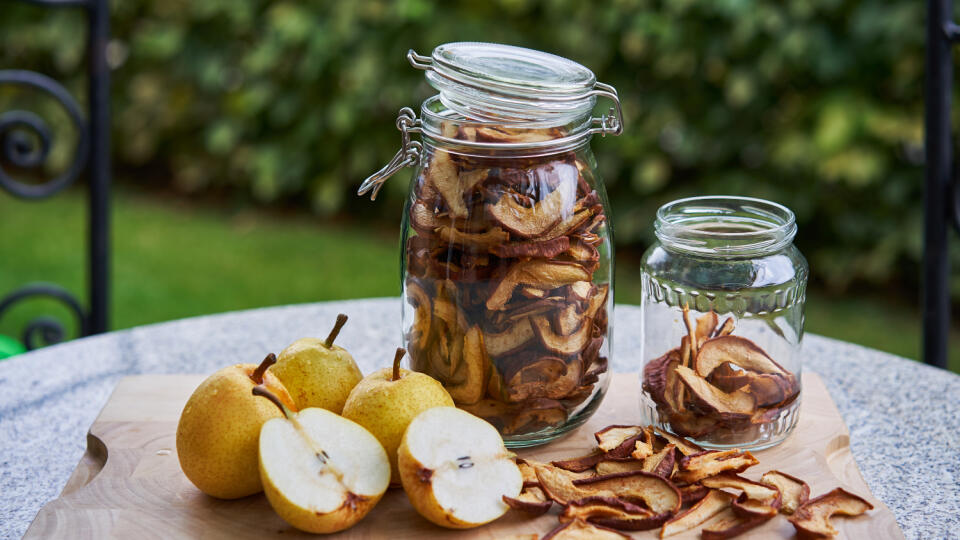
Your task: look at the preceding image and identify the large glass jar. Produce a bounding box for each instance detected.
[638,196,808,451]
[360,43,623,447]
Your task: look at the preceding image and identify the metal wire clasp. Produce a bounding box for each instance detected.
[357,107,422,200]
[588,82,624,138]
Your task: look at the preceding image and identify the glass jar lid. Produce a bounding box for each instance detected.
[409,42,600,124]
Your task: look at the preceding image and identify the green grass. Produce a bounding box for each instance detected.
[1,189,958,372]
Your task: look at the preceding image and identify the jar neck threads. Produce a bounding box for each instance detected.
[654,196,797,258]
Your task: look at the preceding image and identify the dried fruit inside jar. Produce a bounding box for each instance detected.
[402,126,612,441]
[641,308,800,446]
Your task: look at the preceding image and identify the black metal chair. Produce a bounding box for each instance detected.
[924,0,960,369]
[0,0,110,351]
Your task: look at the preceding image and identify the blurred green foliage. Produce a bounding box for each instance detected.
[1,0,956,295]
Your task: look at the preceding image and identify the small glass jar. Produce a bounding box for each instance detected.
[638,196,808,450]
[360,43,623,447]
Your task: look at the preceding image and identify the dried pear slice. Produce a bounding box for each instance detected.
[573,471,682,514]
[542,518,630,540]
[565,241,600,264]
[787,487,873,538]
[583,284,610,321]
[542,207,595,241]
[569,281,595,302]
[700,507,771,540]
[445,325,488,405]
[552,451,605,473]
[714,316,736,337]
[595,425,644,453]
[731,492,779,519]
[554,304,583,336]
[459,168,489,195]
[484,318,536,357]
[410,200,447,235]
[458,398,512,431]
[660,489,734,538]
[406,281,432,353]
[504,356,580,402]
[596,460,646,476]
[486,261,591,311]
[560,497,670,531]
[701,472,781,505]
[427,150,468,218]
[532,315,591,356]
[534,463,592,505]
[760,470,810,515]
[486,184,567,238]
[674,449,759,484]
[696,311,719,347]
[675,365,757,415]
[677,483,711,505]
[695,335,789,378]
[491,236,570,258]
[474,126,557,144]
[435,225,510,248]
[505,398,567,435]
[682,304,699,357]
[641,443,677,478]
[652,427,704,456]
[502,485,552,516]
[642,349,679,406]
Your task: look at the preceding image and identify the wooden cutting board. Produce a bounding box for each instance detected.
[25,373,902,539]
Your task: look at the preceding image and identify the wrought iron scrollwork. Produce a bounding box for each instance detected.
[0,70,90,199]
[0,284,88,351]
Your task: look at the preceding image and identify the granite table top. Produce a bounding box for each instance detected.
[1,298,958,539]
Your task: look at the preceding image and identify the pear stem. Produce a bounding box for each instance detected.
[324,313,349,348]
[392,347,406,382]
[252,385,294,419]
[251,353,277,385]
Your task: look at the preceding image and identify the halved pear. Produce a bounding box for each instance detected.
[398,406,522,529]
[254,388,390,534]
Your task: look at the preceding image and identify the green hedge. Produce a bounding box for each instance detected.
[2,0,956,295]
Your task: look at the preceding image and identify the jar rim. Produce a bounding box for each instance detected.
[655,196,797,257]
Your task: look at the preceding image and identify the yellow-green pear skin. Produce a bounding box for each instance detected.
[273,338,363,413]
[176,361,295,499]
[341,364,453,484]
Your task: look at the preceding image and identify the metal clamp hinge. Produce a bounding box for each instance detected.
[357,107,422,200]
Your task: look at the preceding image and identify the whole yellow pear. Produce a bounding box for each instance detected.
[271,314,363,413]
[341,348,454,484]
[176,354,296,499]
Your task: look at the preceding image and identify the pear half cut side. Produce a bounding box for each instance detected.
[398,406,522,528]
[258,408,390,534]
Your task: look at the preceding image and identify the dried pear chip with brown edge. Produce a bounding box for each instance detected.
[714,316,736,337]
[486,185,567,238]
[532,315,591,356]
[573,471,682,515]
[560,497,671,531]
[484,318,536,357]
[674,449,759,484]
[701,472,781,506]
[695,311,719,348]
[675,364,757,415]
[700,507,772,540]
[760,470,810,515]
[444,325,488,405]
[641,443,677,478]
[660,489,734,538]
[486,261,592,311]
[427,150,468,218]
[731,492,779,519]
[533,463,591,505]
[551,451,605,473]
[542,518,630,540]
[595,425,644,453]
[502,485,553,516]
[787,487,873,539]
[695,335,789,378]
[652,427,704,456]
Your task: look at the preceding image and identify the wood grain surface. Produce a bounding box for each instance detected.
[25,373,903,539]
